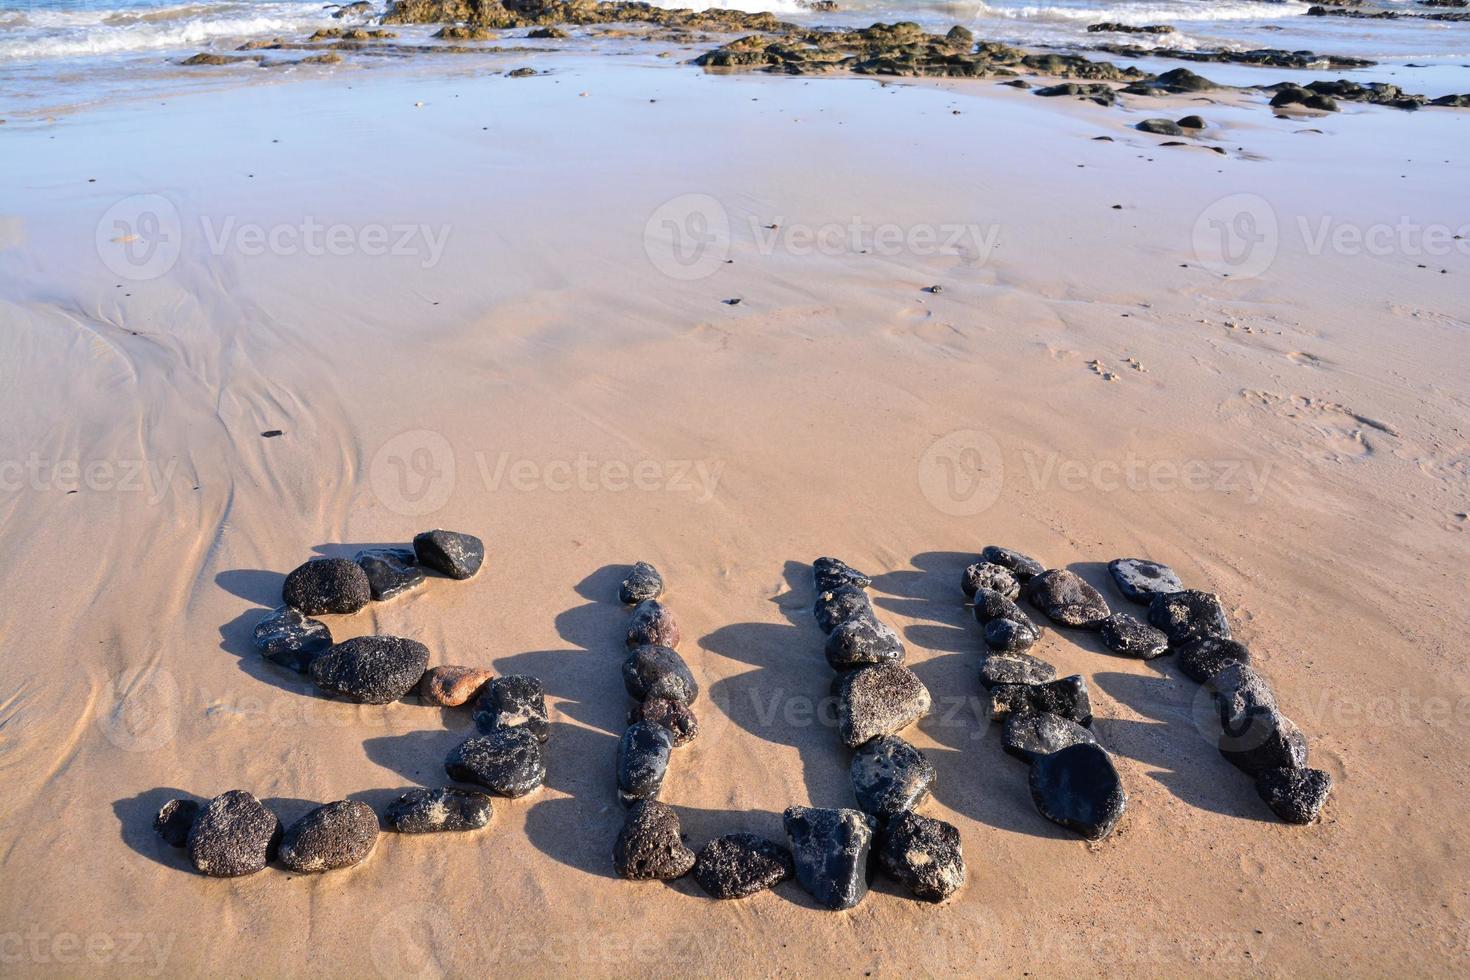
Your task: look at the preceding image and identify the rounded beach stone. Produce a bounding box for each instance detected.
[978,652,1056,690]
[1137,117,1184,135]
[617,720,674,805]
[837,663,932,748]
[693,834,795,899]
[622,645,698,705]
[1026,569,1111,629]
[1148,589,1231,645]
[355,548,426,600]
[1177,637,1250,683]
[309,635,429,704]
[980,545,1045,581]
[1209,661,1277,726]
[154,798,199,848]
[629,697,699,746]
[412,529,484,580]
[1028,743,1127,841]
[626,599,681,649]
[614,800,695,880]
[850,734,936,821]
[278,800,378,873]
[1107,558,1183,604]
[618,562,664,604]
[1255,767,1332,824]
[385,787,493,833]
[983,617,1041,653]
[474,674,549,742]
[252,605,333,672]
[813,585,873,634]
[419,665,493,707]
[825,617,905,670]
[445,729,545,797]
[876,811,965,902]
[813,556,871,592]
[1002,711,1098,764]
[1099,613,1170,659]
[961,561,1019,600]
[282,558,371,616]
[989,674,1092,726]
[783,805,876,911]
[1219,708,1308,774]
[187,790,281,878]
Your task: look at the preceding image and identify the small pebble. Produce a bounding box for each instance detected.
[622,645,698,705]
[1029,743,1127,841]
[812,556,871,591]
[989,675,1093,726]
[474,674,550,741]
[616,721,674,805]
[310,635,429,704]
[1027,569,1111,629]
[252,605,332,672]
[1099,613,1170,659]
[1002,711,1098,764]
[784,806,876,911]
[850,734,935,821]
[813,585,873,634]
[837,663,932,748]
[187,790,280,878]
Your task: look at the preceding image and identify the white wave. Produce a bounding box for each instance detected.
[0,2,334,60]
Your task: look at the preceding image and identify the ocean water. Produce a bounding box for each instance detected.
[2,0,1468,112]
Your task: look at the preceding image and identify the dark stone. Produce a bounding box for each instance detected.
[850,735,935,821]
[1177,114,1206,129]
[836,663,932,748]
[473,674,549,742]
[154,799,198,847]
[813,585,873,634]
[876,812,965,902]
[984,617,1041,653]
[626,599,681,649]
[1129,67,1218,93]
[693,834,795,899]
[528,25,567,38]
[783,806,876,910]
[186,790,281,877]
[279,800,378,873]
[1210,663,1308,774]
[990,675,1092,726]
[1029,743,1127,840]
[962,561,1020,599]
[355,549,426,600]
[309,635,429,704]
[1177,637,1251,683]
[618,562,664,604]
[616,721,674,805]
[622,645,698,705]
[282,558,371,615]
[979,545,1045,581]
[813,556,871,591]
[1034,82,1117,106]
[613,800,695,880]
[1107,557,1184,603]
[1027,569,1111,629]
[252,605,332,672]
[1148,589,1231,645]
[1002,711,1098,764]
[412,529,484,579]
[825,617,904,669]
[1256,767,1332,824]
[1138,117,1184,135]
[978,652,1056,689]
[385,787,493,833]
[1100,613,1170,659]
[445,729,545,797]
[629,697,698,746]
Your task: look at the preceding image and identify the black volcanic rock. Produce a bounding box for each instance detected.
[825,617,905,670]
[1255,767,1332,824]
[309,635,429,704]
[1107,558,1184,603]
[618,561,664,604]
[973,588,1041,652]
[1148,589,1231,645]
[989,675,1093,726]
[252,605,332,672]
[474,674,549,742]
[154,798,199,847]
[813,556,871,591]
[278,800,378,873]
[355,548,426,600]
[412,529,484,579]
[629,697,699,746]
[1210,664,1308,774]
[1002,711,1099,764]
[813,585,874,634]
[836,663,932,748]
[783,806,876,911]
[693,834,795,899]
[1177,637,1251,683]
[1100,613,1170,659]
[1137,117,1184,136]
[282,558,371,615]
[614,800,695,880]
[962,561,1020,600]
[445,729,545,797]
[186,790,281,878]
[1027,569,1111,629]
[616,721,674,805]
[979,652,1057,689]
[876,812,966,902]
[850,734,936,821]
[622,645,698,705]
[979,545,1045,581]
[1028,743,1127,840]
[385,787,493,833]
[626,600,681,649]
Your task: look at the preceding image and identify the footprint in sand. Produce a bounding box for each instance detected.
[1086,359,1118,382]
[1287,351,1325,367]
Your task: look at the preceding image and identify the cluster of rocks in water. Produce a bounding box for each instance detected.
[165,527,554,877]
[964,545,1332,830]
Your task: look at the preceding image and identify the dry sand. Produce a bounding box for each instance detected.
[0,51,1467,976]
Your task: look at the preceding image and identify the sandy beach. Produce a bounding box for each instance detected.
[1,8,1469,975]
